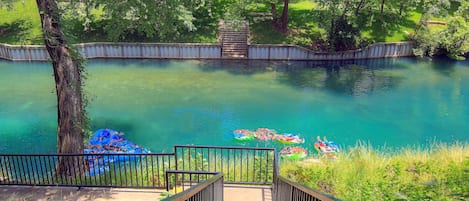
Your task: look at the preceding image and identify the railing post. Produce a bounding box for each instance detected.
[174,146,178,171]
[165,171,170,191]
[273,148,279,181]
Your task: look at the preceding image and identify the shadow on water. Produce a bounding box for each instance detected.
[428,56,458,77]
[197,59,406,96]
[280,64,404,96]
[196,60,285,75]
[90,59,174,69]
[90,118,136,135]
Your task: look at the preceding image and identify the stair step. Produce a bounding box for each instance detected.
[219,20,249,58]
[223,49,247,51]
[223,37,248,40]
[222,33,248,35]
[223,46,247,49]
[222,43,247,45]
[222,54,247,58]
[222,51,247,54]
[222,47,248,50]
[222,42,247,44]
[222,38,247,41]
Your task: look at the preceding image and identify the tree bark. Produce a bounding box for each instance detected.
[355,0,366,16]
[399,1,405,16]
[380,0,385,14]
[36,0,85,176]
[270,3,278,21]
[278,0,289,33]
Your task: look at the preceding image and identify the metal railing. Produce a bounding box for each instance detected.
[0,145,277,188]
[0,153,174,188]
[174,145,277,185]
[162,172,224,201]
[165,170,219,193]
[273,175,339,201]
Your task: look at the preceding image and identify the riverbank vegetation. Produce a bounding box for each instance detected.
[0,0,468,59]
[280,142,469,200]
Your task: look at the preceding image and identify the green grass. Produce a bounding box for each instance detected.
[280,142,469,200]
[0,0,458,49]
[0,0,42,45]
[361,11,422,42]
[249,0,422,47]
[249,0,318,45]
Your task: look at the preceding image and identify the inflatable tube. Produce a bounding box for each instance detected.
[233,129,256,141]
[314,141,340,154]
[280,152,307,159]
[276,133,305,144]
[280,146,308,159]
[84,129,150,176]
[233,134,255,141]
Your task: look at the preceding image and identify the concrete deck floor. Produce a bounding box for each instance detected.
[0,185,272,201]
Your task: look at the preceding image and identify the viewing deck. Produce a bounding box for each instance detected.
[0,185,271,201]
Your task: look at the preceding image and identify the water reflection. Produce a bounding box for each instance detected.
[428,57,457,77]
[198,59,405,96]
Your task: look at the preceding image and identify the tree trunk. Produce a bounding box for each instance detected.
[355,0,366,16]
[270,3,278,21]
[380,0,385,14]
[399,1,404,16]
[278,0,289,33]
[271,3,279,28]
[36,0,85,176]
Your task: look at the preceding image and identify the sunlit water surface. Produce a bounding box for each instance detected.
[0,58,468,153]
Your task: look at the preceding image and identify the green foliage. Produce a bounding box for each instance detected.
[413,15,469,60]
[280,142,469,200]
[0,0,468,59]
[438,16,469,60]
[86,0,200,41]
[412,25,439,57]
[0,0,18,10]
[0,0,43,44]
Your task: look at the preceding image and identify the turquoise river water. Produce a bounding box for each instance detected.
[0,58,468,153]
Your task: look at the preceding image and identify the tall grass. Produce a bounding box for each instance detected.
[280,142,469,200]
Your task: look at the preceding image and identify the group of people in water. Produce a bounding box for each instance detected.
[280,136,340,159]
[233,128,305,144]
[233,128,340,160]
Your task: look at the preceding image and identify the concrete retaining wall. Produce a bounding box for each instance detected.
[248,42,415,60]
[0,43,222,61]
[0,42,415,61]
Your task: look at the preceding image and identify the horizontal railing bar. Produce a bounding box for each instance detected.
[224,181,272,185]
[165,174,223,201]
[165,170,219,175]
[174,144,275,151]
[0,183,166,189]
[0,153,174,157]
[277,175,340,201]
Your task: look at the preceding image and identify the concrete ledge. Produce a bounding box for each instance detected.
[0,42,415,61]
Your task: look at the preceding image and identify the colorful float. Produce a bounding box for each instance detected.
[85,129,150,176]
[255,128,278,141]
[280,146,308,159]
[232,128,306,144]
[233,129,256,141]
[274,133,305,144]
[314,137,340,153]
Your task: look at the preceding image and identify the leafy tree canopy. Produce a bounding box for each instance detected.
[61,0,210,41]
